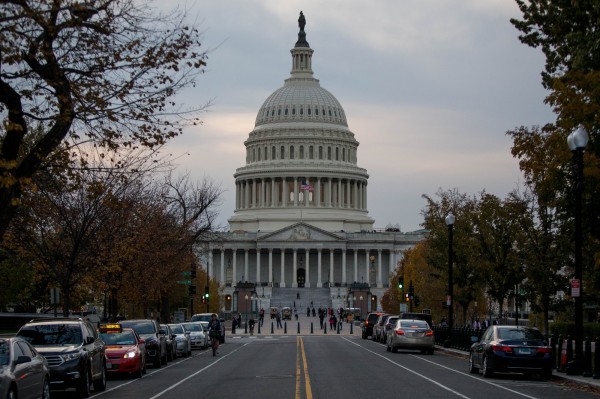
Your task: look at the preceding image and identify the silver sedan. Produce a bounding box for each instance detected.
[0,337,51,399]
[168,323,192,357]
[386,319,435,354]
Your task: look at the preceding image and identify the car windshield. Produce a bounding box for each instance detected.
[190,315,211,322]
[182,323,201,332]
[18,324,83,346]
[497,328,543,340]
[120,321,155,334]
[399,320,428,329]
[169,324,184,334]
[100,331,136,345]
[0,340,9,366]
[199,322,209,331]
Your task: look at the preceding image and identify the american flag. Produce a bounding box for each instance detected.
[301,179,314,191]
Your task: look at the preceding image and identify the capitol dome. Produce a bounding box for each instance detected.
[228,13,374,233]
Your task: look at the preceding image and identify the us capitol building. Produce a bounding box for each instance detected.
[204,13,425,316]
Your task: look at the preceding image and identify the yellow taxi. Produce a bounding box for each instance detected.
[98,324,146,378]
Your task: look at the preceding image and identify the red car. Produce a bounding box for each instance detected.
[99,324,146,378]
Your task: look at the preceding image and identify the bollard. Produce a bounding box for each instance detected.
[245,322,248,334]
[271,322,274,334]
[284,322,287,334]
[594,338,600,379]
[566,336,573,365]
[337,323,340,334]
[324,323,327,334]
[298,322,300,334]
[258,321,261,334]
[584,337,593,377]
[350,321,353,334]
[557,336,564,372]
[311,322,314,334]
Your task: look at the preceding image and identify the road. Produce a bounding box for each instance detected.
[51,334,600,399]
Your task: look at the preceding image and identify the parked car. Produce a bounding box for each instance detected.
[181,322,208,350]
[468,325,552,379]
[168,323,192,357]
[17,317,106,397]
[0,336,51,399]
[372,314,390,343]
[119,319,167,368]
[382,315,400,345]
[361,312,383,339]
[160,324,177,361]
[191,313,225,343]
[386,319,434,354]
[98,324,146,378]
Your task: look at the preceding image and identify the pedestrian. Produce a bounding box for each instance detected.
[307,306,310,317]
[312,307,316,317]
[232,317,238,334]
[276,310,283,328]
[329,314,334,329]
[259,308,265,326]
[319,309,325,329]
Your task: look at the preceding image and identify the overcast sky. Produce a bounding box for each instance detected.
[162,0,555,232]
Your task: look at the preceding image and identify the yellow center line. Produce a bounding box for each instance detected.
[295,337,313,399]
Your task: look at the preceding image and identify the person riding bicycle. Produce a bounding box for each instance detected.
[207,313,221,356]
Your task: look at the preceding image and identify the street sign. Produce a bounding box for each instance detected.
[571,279,581,297]
[182,271,191,276]
[177,280,192,285]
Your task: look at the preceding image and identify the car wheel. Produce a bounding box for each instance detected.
[41,377,51,399]
[136,361,144,379]
[76,367,91,398]
[468,353,478,374]
[142,358,147,374]
[428,348,434,355]
[154,355,162,368]
[482,356,493,378]
[362,331,367,339]
[93,363,106,392]
[391,344,398,353]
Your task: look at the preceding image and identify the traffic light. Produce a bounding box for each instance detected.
[188,285,196,295]
[398,277,404,290]
[204,286,210,303]
[201,297,206,304]
[408,281,414,299]
[405,293,410,302]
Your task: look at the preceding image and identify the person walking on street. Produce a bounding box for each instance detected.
[259,308,265,326]
[276,310,283,328]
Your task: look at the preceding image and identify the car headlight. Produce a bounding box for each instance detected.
[62,352,82,362]
[123,351,137,359]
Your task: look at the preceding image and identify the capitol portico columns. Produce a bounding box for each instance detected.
[317,249,322,287]
[292,249,298,288]
[377,249,383,288]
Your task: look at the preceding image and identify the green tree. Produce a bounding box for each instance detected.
[0,0,208,239]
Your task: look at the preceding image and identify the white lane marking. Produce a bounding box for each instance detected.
[343,338,538,399]
[149,343,251,399]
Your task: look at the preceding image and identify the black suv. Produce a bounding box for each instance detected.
[361,312,383,339]
[17,317,106,398]
[120,319,167,367]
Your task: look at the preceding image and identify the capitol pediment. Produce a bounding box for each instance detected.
[258,223,344,242]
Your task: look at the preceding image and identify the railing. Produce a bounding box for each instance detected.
[432,325,484,351]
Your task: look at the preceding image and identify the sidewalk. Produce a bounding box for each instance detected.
[435,345,600,390]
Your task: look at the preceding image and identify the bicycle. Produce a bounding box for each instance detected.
[210,331,219,356]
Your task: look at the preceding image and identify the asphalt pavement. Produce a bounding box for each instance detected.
[226,312,600,392]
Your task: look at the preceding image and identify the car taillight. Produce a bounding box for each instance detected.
[536,347,551,353]
[425,331,433,336]
[395,330,405,335]
[490,344,513,353]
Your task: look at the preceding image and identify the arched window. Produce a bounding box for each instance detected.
[290,145,295,159]
[328,109,332,116]
[292,108,296,115]
[278,108,281,115]
[252,148,256,162]
[272,146,276,160]
[265,146,268,160]
[319,146,323,160]
[258,147,261,161]
[299,145,304,159]
[300,107,303,115]
[308,108,311,115]
[335,147,339,161]
[315,108,319,115]
[281,146,285,159]
[342,148,346,162]
[309,146,314,159]
[327,147,332,160]
[271,109,275,116]
[285,108,289,115]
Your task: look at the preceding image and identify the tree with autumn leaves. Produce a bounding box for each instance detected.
[0,0,208,239]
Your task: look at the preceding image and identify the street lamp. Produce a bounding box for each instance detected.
[445,212,455,348]
[566,125,589,375]
[244,294,249,323]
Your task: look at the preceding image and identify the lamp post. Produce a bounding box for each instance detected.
[445,212,455,348]
[566,125,588,375]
